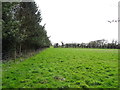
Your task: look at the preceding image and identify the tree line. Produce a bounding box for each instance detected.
[2,2,51,60]
[54,39,120,49]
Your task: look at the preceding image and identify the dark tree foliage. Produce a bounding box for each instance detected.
[54,43,59,48]
[2,2,51,60]
[55,39,119,49]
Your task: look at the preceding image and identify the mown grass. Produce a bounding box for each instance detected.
[2,48,118,88]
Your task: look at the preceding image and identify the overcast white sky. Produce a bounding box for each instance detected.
[34,0,119,44]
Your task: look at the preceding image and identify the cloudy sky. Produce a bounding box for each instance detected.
[34,0,119,44]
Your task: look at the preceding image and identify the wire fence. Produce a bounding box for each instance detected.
[2,48,46,61]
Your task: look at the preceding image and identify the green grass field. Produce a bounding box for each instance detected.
[2,48,118,88]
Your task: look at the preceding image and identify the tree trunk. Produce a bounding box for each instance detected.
[14,43,16,62]
[19,43,22,57]
[14,48,16,62]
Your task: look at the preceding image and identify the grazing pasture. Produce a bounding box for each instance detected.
[2,48,118,88]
